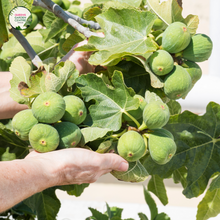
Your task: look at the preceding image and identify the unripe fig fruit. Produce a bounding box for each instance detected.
[32,92,66,124]
[54,122,82,149]
[134,94,147,111]
[163,65,192,100]
[182,33,213,62]
[12,109,38,141]
[152,18,164,30]
[123,95,146,122]
[117,131,146,162]
[148,129,177,165]
[143,101,170,129]
[1,147,16,161]
[149,50,174,76]
[62,95,87,125]
[150,128,174,140]
[29,123,59,153]
[162,22,191,53]
[182,60,202,87]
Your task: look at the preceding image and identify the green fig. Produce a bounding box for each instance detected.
[12,109,38,141]
[117,131,146,162]
[162,22,191,53]
[32,92,66,124]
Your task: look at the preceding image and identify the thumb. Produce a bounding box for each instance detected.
[102,153,129,172]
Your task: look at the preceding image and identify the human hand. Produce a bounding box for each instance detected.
[26,148,128,186]
[60,33,105,75]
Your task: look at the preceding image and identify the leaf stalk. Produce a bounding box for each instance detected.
[123,111,141,128]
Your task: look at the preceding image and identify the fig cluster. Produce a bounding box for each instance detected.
[117,92,176,166]
[12,91,87,153]
[149,21,213,100]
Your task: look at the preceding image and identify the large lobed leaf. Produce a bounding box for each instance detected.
[142,102,220,199]
[76,8,158,66]
[76,71,139,131]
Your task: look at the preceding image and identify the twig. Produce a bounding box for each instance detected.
[9,28,42,68]
[65,11,101,30]
[34,0,100,38]
[33,0,101,30]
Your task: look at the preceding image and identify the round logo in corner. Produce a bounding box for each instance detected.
[9,6,32,30]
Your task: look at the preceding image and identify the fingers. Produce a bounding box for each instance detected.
[100,153,129,172]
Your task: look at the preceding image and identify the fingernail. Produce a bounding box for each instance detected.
[118,161,129,172]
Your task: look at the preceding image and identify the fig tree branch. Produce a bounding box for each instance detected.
[9,28,42,68]
[33,0,100,38]
[33,0,100,30]
[65,11,101,30]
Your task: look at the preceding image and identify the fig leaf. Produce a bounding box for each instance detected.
[111,160,149,182]
[197,188,220,220]
[76,71,139,131]
[148,175,168,206]
[9,56,32,105]
[81,127,111,144]
[76,8,157,66]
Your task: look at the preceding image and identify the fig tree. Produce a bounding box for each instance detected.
[54,122,82,149]
[32,91,66,124]
[117,131,146,162]
[163,65,192,100]
[162,22,191,53]
[143,101,170,129]
[12,109,38,141]
[29,123,59,153]
[182,33,213,62]
[148,129,177,165]
[62,95,87,125]
[148,50,174,76]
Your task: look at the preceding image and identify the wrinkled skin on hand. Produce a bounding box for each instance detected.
[26,148,128,185]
